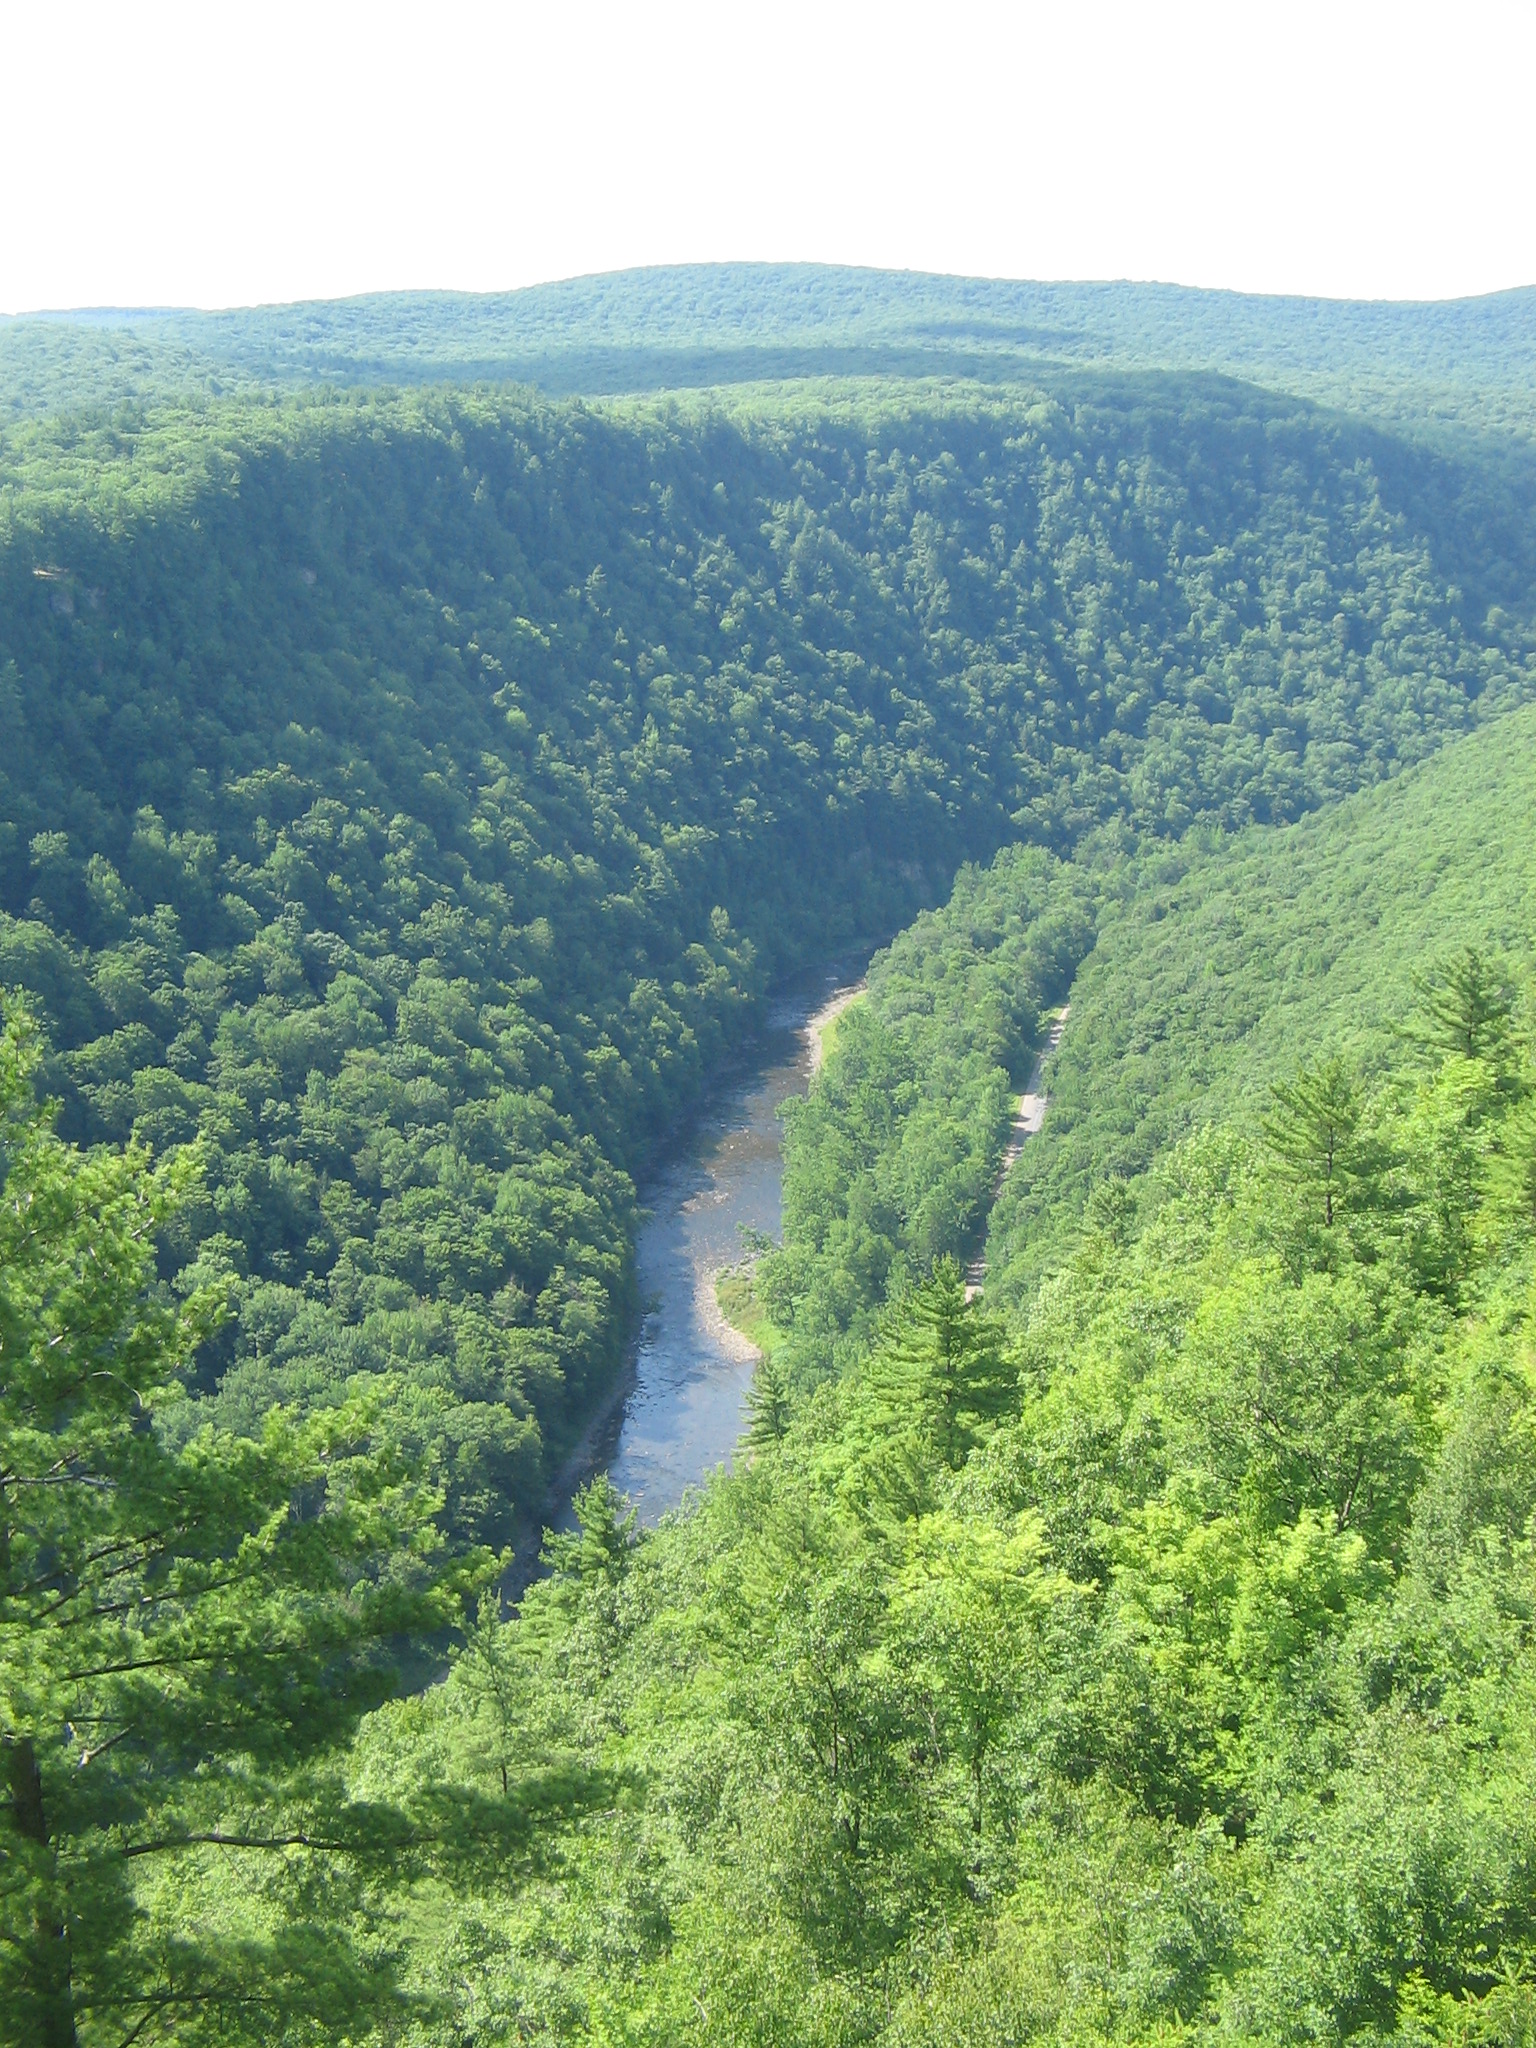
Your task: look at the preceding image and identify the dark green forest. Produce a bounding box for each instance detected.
[5,273,1536,2045]
[8,376,1527,1547]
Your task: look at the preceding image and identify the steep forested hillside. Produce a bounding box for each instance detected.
[988,697,1536,1297]
[4,376,1528,1542]
[8,271,1536,2044]
[333,713,1536,2046]
[745,702,1536,1394]
[754,845,1094,1388]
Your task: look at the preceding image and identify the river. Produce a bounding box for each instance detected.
[567,964,864,1527]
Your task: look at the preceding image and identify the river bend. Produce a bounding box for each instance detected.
[582,968,863,1524]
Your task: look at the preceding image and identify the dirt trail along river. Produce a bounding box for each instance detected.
[965,1005,1069,1299]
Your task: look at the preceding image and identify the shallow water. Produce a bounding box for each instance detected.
[589,966,862,1525]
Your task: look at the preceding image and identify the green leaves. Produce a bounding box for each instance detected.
[1179,1259,1426,1546]
[894,1509,1064,1836]
[743,1355,791,1451]
[1411,947,1518,1068]
[0,1007,482,2045]
[1263,1054,1373,1233]
[866,1260,1018,1472]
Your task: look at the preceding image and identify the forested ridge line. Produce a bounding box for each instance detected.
[0,372,1532,1549]
[6,266,1536,455]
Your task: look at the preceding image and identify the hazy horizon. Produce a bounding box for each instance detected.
[8,260,1536,325]
[5,0,1533,317]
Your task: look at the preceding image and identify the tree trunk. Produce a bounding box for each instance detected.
[7,1736,77,2048]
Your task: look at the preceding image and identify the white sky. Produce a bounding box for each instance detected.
[2,0,1533,315]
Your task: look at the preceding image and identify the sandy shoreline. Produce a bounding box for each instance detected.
[806,981,866,1072]
[707,976,865,1362]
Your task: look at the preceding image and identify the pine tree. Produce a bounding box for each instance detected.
[1084,1176,1137,1247]
[1263,1055,1366,1229]
[1412,948,1516,1065]
[869,1258,1017,1468]
[574,1475,637,1585]
[745,1356,791,1451]
[0,1009,469,2046]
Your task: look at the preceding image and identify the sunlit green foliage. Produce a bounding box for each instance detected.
[8,275,1536,2043]
[989,701,1536,1297]
[350,975,1536,2043]
[376,707,1536,2047]
[4,376,1525,1539]
[0,1008,493,2046]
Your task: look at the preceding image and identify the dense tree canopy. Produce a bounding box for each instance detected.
[6,266,1536,455]
[2,376,1528,1541]
[6,275,1536,2043]
[351,973,1536,2044]
[988,698,1536,1297]
[0,1008,494,2045]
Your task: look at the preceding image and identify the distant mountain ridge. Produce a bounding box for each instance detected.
[5,263,1536,447]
